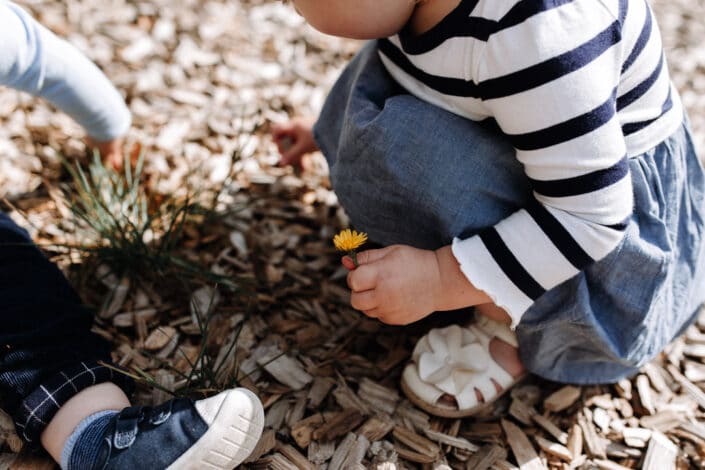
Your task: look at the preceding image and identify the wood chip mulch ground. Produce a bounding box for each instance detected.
[2,0,705,469]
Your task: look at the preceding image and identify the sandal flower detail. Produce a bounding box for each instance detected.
[333,229,367,267]
[401,318,526,418]
[416,326,491,391]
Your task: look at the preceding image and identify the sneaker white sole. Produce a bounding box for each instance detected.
[167,388,264,470]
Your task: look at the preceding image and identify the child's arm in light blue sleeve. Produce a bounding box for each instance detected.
[0,0,131,142]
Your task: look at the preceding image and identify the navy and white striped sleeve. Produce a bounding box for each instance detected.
[451,1,632,325]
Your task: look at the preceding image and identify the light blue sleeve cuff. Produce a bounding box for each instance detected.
[0,1,131,141]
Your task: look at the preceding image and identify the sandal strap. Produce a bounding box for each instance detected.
[402,364,445,405]
[404,324,518,413]
[475,315,518,348]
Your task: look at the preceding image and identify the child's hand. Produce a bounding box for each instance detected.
[343,245,443,325]
[86,137,124,172]
[271,117,319,168]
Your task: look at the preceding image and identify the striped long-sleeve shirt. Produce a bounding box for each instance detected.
[378,0,683,325]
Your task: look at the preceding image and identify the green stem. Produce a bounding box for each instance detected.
[349,250,358,268]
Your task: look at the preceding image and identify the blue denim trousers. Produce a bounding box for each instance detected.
[314,41,705,384]
[0,212,133,447]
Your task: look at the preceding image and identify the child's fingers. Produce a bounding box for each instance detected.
[341,256,356,271]
[350,290,378,311]
[270,123,292,138]
[355,248,389,266]
[360,307,380,319]
[347,265,377,292]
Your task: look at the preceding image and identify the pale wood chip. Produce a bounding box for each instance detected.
[464,444,507,470]
[358,416,395,442]
[509,398,536,426]
[684,360,705,382]
[258,349,313,391]
[532,413,568,445]
[341,434,371,468]
[593,459,633,470]
[615,379,633,400]
[642,363,673,396]
[245,429,277,464]
[622,426,652,448]
[393,445,436,464]
[358,378,400,415]
[501,419,546,470]
[99,276,130,319]
[667,364,705,410]
[306,377,335,409]
[567,423,583,459]
[5,452,54,470]
[291,413,324,449]
[307,441,335,465]
[328,432,358,469]
[592,407,611,433]
[544,386,581,413]
[392,426,441,459]
[424,429,479,452]
[534,435,573,462]
[312,409,365,442]
[636,374,656,415]
[605,441,642,459]
[252,452,299,470]
[643,431,678,470]
[578,409,606,459]
[639,409,685,432]
[276,442,315,470]
[491,458,521,470]
[141,322,173,349]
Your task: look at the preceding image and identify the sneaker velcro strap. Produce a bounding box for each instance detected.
[113,406,142,449]
[149,400,175,426]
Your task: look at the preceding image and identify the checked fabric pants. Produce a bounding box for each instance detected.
[0,212,133,448]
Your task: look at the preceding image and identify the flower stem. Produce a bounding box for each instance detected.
[349,250,358,268]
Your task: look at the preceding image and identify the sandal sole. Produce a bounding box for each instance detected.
[401,372,528,418]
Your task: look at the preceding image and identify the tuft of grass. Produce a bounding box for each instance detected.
[61,149,236,288]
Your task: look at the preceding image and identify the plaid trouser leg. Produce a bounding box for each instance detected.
[13,360,133,446]
[0,212,134,447]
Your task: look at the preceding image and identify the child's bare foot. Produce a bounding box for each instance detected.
[271,117,319,168]
[459,303,526,404]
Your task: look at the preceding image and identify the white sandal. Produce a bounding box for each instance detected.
[401,316,526,418]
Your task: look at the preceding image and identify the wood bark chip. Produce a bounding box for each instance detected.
[501,419,546,470]
[567,423,583,459]
[532,413,568,445]
[275,442,315,470]
[635,374,656,415]
[578,409,606,459]
[543,386,581,412]
[392,426,441,459]
[533,435,573,462]
[312,409,365,442]
[143,325,177,351]
[424,429,479,452]
[642,431,678,470]
[291,413,325,449]
[358,416,395,442]
[463,444,507,470]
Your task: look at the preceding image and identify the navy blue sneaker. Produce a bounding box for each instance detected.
[95,388,264,469]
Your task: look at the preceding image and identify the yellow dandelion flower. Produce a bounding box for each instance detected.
[333,229,368,252]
